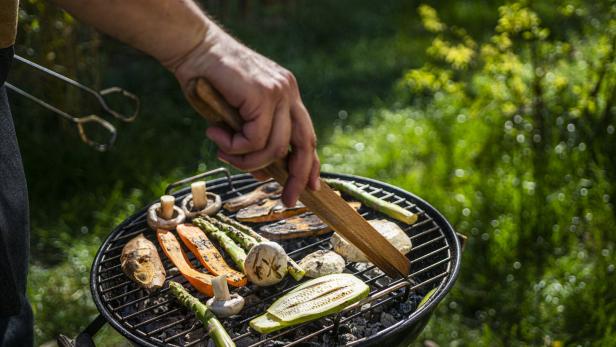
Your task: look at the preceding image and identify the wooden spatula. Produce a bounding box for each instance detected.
[186,78,410,278]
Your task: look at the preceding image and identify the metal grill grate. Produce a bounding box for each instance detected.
[90,171,461,347]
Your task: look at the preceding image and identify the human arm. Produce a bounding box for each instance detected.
[51,0,321,206]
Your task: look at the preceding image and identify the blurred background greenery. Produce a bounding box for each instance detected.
[8,0,615,346]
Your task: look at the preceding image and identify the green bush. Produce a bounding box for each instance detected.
[323,2,615,345]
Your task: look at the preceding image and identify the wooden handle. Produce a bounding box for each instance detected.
[188,78,410,278]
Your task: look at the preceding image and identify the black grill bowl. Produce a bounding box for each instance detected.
[90,170,462,347]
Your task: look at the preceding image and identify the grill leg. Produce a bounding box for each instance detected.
[57,314,106,347]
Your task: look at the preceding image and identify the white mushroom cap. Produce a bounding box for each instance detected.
[244,242,288,286]
[181,192,222,219]
[147,195,186,230]
[206,275,245,318]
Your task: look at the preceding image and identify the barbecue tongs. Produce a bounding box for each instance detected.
[5,55,140,151]
[187,78,411,279]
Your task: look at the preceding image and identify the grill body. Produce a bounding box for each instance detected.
[90,171,462,346]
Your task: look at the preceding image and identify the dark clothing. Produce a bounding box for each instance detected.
[0,45,34,347]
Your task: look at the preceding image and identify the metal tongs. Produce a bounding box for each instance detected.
[5,55,140,151]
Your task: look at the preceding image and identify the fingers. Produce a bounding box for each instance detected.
[281,102,319,206]
[206,102,276,155]
[217,101,292,172]
[308,150,321,191]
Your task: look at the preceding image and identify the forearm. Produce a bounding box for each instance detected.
[51,0,214,69]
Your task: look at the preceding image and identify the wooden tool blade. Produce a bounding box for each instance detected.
[186,78,411,278]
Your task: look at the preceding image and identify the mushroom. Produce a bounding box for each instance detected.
[206,275,245,318]
[181,181,222,219]
[244,242,288,286]
[147,195,186,230]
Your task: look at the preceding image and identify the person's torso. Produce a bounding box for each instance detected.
[0,0,19,49]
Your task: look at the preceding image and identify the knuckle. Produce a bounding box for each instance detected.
[284,71,297,88]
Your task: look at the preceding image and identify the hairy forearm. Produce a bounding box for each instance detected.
[51,0,214,69]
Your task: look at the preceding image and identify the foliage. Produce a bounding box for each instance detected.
[323,1,615,345]
[9,0,615,345]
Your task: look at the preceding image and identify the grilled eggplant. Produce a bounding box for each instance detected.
[223,181,283,212]
[258,201,361,239]
[121,233,166,292]
[235,199,308,223]
[250,274,369,334]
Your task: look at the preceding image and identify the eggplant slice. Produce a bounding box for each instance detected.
[224,181,283,212]
[259,201,361,239]
[235,199,308,223]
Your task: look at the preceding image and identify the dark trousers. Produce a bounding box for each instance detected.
[0,46,34,347]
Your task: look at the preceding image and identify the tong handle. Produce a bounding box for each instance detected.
[188,78,411,278]
[98,87,140,122]
[75,115,117,152]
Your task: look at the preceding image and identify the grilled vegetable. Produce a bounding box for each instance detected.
[331,219,412,263]
[192,218,247,272]
[213,214,306,281]
[236,199,308,223]
[244,242,288,286]
[259,201,361,240]
[120,233,166,292]
[157,229,214,296]
[249,274,369,334]
[298,250,346,278]
[206,216,259,249]
[181,181,222,219]
[176,224,247,287]
[224,181,283,212]
[147,195,186,230]
[206,275,245,318]
[168,281,235,347]
[324,179,418,224]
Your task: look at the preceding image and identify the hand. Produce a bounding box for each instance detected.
[171,26,320,207]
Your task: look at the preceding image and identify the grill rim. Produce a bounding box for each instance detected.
[89,171,462,347]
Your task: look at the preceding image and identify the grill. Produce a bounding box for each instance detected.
[64,168,462,347]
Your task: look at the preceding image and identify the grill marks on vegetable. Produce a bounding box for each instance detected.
[92,174,459,347]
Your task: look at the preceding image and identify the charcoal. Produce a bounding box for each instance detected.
[381,311,396,327]
[340,333,357,344]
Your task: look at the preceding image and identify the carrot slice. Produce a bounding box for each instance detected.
[156,229,214,297]
[176,224,247,287]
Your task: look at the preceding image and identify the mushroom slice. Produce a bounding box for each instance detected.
[206,275,245,318]
[244,242,288,286]
[298,250,346,278]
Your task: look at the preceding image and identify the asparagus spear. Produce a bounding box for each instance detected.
[324,178,418,225]
[168,281,235,347]
[193,218,247,272]
[205,216,259,249]
[214,214,306,281]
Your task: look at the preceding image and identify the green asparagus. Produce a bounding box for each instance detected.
[205,216,260,249]
[168,281,235,347]
[324,178,418,224]
[214,214,306,281]
[193,218,247,272]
